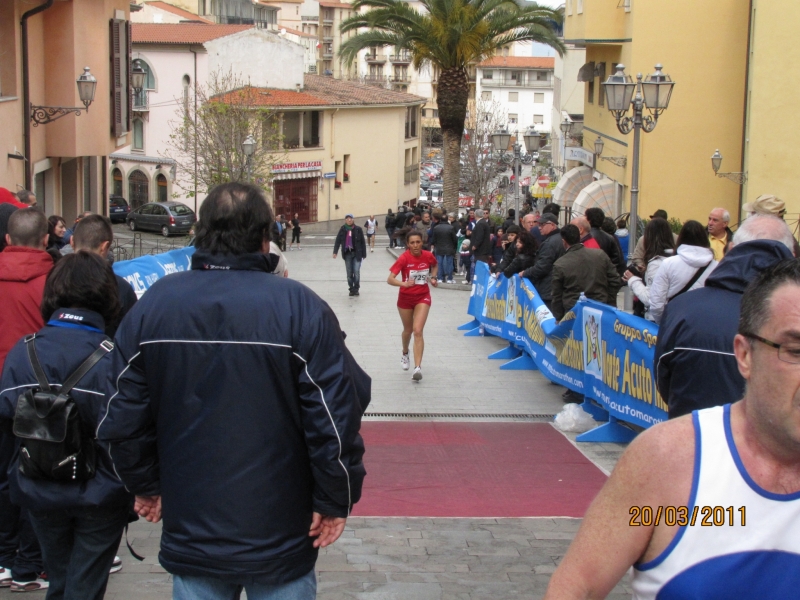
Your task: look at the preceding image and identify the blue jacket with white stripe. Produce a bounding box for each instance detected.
[97,250,370,584]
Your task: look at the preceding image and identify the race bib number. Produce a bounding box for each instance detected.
[408,268,429,285]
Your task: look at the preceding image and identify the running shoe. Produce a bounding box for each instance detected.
[0,567,11,587]
[401,353,410,371]
[10,575,48,592]
[412,367,422,381]
[370,248,374,253]
[110,556,122,574]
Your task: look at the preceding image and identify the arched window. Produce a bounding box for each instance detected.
[182,75,191,115]
[133,119,144,151]
[112,168,123,196]
[128,169,149,209]
[157,174,168,202]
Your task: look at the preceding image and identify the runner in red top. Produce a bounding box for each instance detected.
[387,230,438,382]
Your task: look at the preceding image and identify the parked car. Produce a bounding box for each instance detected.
[109,195,131,223]
[126,201,196,237]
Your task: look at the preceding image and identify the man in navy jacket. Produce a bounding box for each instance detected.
[98,182,370,599]
[655,215,794,419]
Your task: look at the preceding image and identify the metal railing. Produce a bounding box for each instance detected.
[132,89,149,111]
[389,54,411,63]
[111,232,193,262]
[365,53,386,63]
[480,77,551,88]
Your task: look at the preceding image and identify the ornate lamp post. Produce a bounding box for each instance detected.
[31,66,98,126]
[710,149,747,184]
[603,63,675,254]
[491,128,539,224]
[242,134,257,182]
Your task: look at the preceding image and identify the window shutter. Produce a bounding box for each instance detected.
[127,21,133,131]
[109,19,129,137]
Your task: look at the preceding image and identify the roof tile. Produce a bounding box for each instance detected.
[478,56,555,69]
[143,1,214,24]
[132,23,254,45]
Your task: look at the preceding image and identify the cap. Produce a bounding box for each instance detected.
[539,213,559,226]
[742,194,786,217]
[345,213,354,219]
[649,209,668,220]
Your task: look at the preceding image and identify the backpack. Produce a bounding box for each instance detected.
[12,335,114,482]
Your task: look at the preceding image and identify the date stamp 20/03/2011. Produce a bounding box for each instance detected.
[629,506,746,527]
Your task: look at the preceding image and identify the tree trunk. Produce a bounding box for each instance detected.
[437,66,470,214]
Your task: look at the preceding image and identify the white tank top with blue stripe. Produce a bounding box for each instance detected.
[631,404,800,599]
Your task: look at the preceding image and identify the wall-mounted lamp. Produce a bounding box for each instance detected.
[710,149,746,184]
[31,66,97,126]
[593,136,627,167]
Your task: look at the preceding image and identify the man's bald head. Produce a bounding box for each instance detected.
[571,216,591,237]
[6,208,47,249]
[733,214,796,255]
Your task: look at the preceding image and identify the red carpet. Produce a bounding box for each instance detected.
[352,422,608,518]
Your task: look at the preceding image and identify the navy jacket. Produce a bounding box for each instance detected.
[655,240,793,419]
[522,228,565,303]
[333,225,367,259]
[0,308,131,511]
[97,251,370,584]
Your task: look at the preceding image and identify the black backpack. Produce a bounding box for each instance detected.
[12,335,114,482]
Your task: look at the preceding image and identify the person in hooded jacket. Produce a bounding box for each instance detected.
[647,220,717,324]
[655,215,795,419]
[623,218,676,322]
[0,252,130,599]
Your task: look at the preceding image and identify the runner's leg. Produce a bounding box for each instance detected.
[398,307,413,354]
[411,302,431,368]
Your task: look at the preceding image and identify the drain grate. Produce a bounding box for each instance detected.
[364,412,555,419]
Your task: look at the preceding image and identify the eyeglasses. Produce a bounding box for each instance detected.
[742,333,800,364]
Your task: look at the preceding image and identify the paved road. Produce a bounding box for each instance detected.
[1,244,630,599]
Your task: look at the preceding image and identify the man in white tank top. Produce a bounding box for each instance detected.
[544,259,800,599]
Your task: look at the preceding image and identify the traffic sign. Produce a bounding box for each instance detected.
[322,172,336,179]
[537,175,550,188]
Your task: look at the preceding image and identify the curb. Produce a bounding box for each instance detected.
[385,247,472,291]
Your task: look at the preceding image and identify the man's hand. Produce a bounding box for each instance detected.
[309,512,346,548]
[332,253,337,259]
[134,495,162,523]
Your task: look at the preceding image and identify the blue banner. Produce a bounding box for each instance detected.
[467,261,667,430]
[113,247,195,298]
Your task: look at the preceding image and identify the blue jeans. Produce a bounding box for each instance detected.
[28,505,128,600]
[342,251,361,291]
[435,254,454,282]
[173,569,316,600]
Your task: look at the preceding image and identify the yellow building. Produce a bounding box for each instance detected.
[741,0,800,219]
[559,0,750,224]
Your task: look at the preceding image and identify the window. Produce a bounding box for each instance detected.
[0,2,16,97]
[536,71,548,81]
[481,91,492,101]
[182,75,191,114]
[534,93,544,103]
[110,18,131,137]
[588,79,594,104]
[133,119,144,150]
[508,92,518,102]
[533,115,544,124]
[510,71,522,81]
[334,160,342,188]
[566,0,572,15]
[577,0,583,13]
[483,70,493,80]
[404,106,418,139]
[302,111,320,147]
[171,204,193,216]
[283,112,301,148]
[157,174,168,202]
[508,114,518,125]
[433,109,438,118]
[343,154,350,182]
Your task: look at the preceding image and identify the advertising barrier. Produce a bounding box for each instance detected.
[464,261,668,442]
[112,246,195,299]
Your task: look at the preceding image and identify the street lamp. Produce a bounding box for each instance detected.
[491,128,531,225]
[131,61,147,94]
[710,149,747,184]
[242,134,256,182]
[602,63,675,256]
[594,135,627,167]
[31,66,97,126]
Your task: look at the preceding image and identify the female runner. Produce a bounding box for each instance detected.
[387,231,438,381]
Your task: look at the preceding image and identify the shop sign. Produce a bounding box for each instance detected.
[565,147,595,167]
[272,160,323,174]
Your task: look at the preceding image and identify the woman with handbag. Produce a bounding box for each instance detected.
[0,251,132,600]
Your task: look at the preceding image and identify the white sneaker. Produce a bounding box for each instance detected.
[401,353,410,371]
[370,248,374,252]
[412,367,423,381]
[0,567,11,587]
[110,556,122,574]
[462,280,470,285]
[10,577,49,592]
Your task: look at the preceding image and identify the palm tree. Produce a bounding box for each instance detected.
[339,0,564,213]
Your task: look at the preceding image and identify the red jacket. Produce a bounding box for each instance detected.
[0,247,53,372]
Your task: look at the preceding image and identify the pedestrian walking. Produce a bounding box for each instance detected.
[387,231,438,382]
[0,252,129,599]
[333,214,367,296]
[289,213,302,250]
[97,182,369,600]
[364,216,378,252]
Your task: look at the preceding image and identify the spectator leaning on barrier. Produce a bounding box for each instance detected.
[585,208,625,276]
[550,224,621,322]
[493,225,521,275]
[97,181,369,599]
[571,216,600,249]
[655,214,795,419]
[545,258,800,600]
[521,213,564,310]
[647,220,717,325]
[503,230,538,280]
[623,218,676,322]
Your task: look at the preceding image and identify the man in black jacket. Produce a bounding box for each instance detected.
[470,209,492,264]
[655,215,794,419]
[521,213,565,309]
[98,183,369,599]
[333,214,367,296]
[431,215,457,283]
[585,207,625,275]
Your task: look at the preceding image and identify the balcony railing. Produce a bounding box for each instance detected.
[390,75,411,83]
[132,89,149,111]
[322,51,334,59]
[365,75,387,87]
[389,54,411,64]
[322,35,333,42]
[404,163,419,184]
[301,15,318,20]
[365,53,386,64]
[480,77,551,88]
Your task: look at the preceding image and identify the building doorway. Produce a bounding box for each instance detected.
[112,168,123,196]
[273,178,318,222]
[129,169,149,209]
[157,174,168,202]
